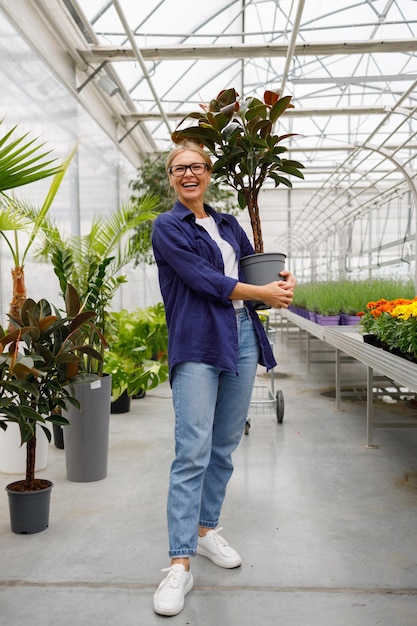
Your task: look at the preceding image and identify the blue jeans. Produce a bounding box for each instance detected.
[168,308,260,558]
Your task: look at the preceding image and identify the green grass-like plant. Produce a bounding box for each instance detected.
[292,279,415,316]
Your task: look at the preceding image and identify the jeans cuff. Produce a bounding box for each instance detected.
[198,520,218,529]
[169,549,196,558]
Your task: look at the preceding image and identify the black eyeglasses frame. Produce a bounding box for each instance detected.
[168,163,209,177]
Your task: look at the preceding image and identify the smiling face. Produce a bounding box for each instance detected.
[168,148,212,211]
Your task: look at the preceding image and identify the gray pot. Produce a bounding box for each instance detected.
[63,374,111,482]
[6,480,53,534]
[241,252,286,309]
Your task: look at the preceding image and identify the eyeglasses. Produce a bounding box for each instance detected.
[169,163,209,177]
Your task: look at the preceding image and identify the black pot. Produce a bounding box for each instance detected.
[363,334,385,348]
[363,335,417,363]
[6,479,53,534]
[53,423,64,449]
[111,389,131,414]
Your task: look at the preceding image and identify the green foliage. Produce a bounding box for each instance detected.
[0,285,102,489]
[0,144,75,268]
[292,278,415,316]
[172,88,304,253]
[35,197,159,374]
[0,118,62,194]
[104,303,169,400]
[129,153,235,264]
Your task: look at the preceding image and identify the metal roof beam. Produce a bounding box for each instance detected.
[0,0,156,164]
[280,0,305,94]
[79,39,417,63]
[122,106,415,122]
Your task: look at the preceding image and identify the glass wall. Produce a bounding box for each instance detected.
[0,13,160,326]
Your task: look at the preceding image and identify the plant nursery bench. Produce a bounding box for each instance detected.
[280,310,417,448]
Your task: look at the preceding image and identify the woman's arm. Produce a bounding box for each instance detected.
[230,271,296,309]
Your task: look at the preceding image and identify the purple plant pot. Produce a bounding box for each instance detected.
[340,313,360,326]
[316,314,341,326]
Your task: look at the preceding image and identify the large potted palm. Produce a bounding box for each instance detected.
[0,285,102,533]
[172,88,304,304]
[0,119,75,322]
[35,198,158,480]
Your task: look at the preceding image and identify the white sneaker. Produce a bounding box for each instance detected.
[197,527,242,568]
[153,564,193,616]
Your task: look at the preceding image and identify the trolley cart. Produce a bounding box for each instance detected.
[245,312,285,435]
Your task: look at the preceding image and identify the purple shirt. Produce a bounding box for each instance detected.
[152,200,277,381]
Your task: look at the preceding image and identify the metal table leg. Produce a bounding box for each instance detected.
[366,365,378,449]
[335,348,342,410]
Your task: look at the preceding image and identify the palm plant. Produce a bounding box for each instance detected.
[0,120,75,321]
[0,118,62,193]
[35,197,159,375]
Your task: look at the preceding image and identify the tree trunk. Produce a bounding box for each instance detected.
[244,189,263,253]
[9,265,26,327]
[25,434,36,491]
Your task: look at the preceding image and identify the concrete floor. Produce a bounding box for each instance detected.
[1,323,417,625]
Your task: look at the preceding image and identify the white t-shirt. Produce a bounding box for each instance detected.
[196,215,244,309]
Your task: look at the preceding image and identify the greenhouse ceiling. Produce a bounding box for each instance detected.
[1,0,416,245]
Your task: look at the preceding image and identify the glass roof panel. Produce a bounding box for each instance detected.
[1,0,416,264]
[71,0,417,157]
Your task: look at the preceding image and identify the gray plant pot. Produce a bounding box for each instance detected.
[6,479,53,534]
[241,252,286,309]
[63,374,112,482]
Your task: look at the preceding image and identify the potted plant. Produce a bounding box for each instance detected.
[36,199,158,369]
[358,296,417,361]
[171,87,304,296]
[104,304,169,412]
[104,350,167,413]
[0,122,76,465]
[290,278,415,325]
[0,120,76,323]
[0,285,102,533]
[35,199,158,480]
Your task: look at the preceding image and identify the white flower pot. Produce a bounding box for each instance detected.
[0,422,50,474]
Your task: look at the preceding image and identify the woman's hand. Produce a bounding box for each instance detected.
[230,273,296,310]
[278,270,297,291]
[258,281,294,309]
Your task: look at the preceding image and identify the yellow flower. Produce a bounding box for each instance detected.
[391,301,417,320]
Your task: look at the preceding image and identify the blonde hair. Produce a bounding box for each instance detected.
[166,141,212,174]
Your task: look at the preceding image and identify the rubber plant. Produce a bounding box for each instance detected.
[0,284,103,494]
[171,87,304,253]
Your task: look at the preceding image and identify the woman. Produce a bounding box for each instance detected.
[152,141,295,616]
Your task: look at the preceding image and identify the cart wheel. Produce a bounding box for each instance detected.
[244,420,251,435]
[276,390,284,423]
